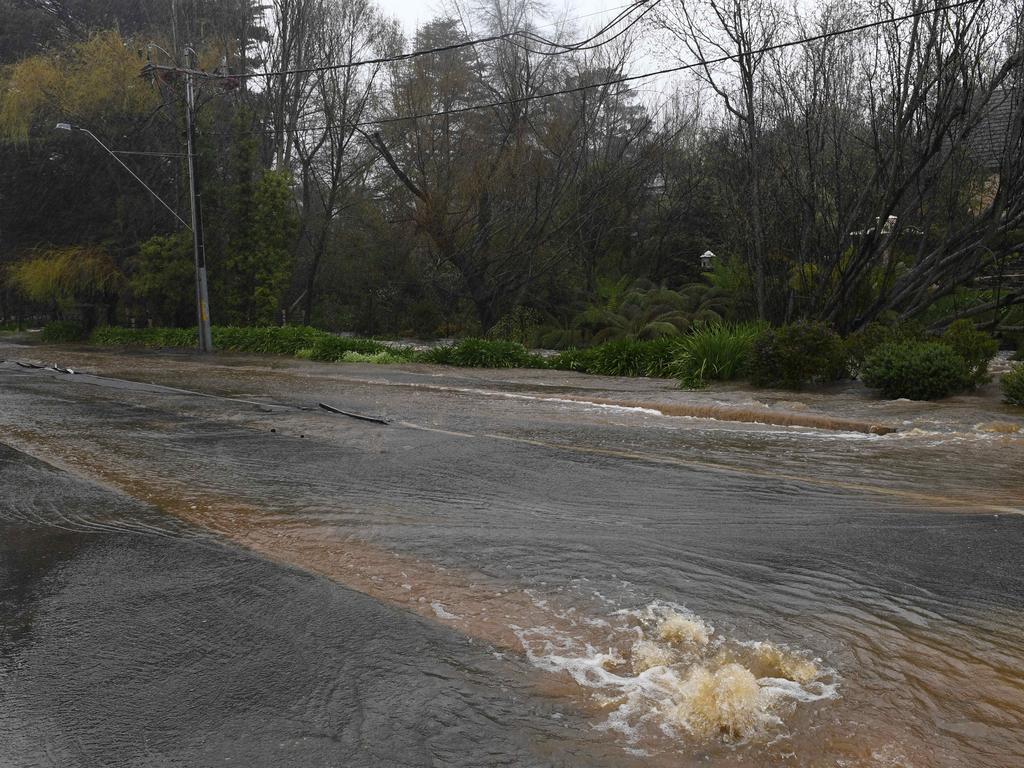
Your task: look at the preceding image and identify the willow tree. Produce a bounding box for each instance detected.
[9,246,125,327]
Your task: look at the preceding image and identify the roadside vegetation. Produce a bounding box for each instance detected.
[75,318,1014,403]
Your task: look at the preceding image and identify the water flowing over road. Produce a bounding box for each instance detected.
[1,340,1022,767]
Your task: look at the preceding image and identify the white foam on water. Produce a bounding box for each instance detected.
[515,599,838,749]
[430,602,462,620]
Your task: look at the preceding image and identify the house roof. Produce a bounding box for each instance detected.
[967,86,1023,169]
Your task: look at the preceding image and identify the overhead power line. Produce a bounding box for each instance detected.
[171,0,658,82]
[215,0,980,136]
[358,0,983,126]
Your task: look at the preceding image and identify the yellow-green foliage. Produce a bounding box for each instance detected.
[1,31,157,142]
[9,246,125,307]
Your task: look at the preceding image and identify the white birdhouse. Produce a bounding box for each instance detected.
[699,250,716,271]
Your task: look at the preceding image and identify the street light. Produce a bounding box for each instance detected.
[55,121,213,353]
[54,123,190,229]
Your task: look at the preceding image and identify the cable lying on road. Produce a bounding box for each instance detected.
[14,361,75,373]
[318,402,391,425]
[4,358,392,426]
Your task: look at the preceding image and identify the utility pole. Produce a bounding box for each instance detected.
[184,47,214,353]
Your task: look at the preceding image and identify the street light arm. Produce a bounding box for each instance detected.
[61,125,191,231]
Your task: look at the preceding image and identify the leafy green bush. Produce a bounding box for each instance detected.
[861,341,972,400]
[669,322,761,388]
[41,320,85,343]
[750,322,847,389]
[939,319,998,387]
[420,338,540,368]
[1002,364,1024,406]
[844,321,923,374]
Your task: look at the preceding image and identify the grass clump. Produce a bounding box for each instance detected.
[582,338,677,377]
[340,350,410,364]
[41,320,86,343]
[549,339,677,377]
[90,326,197,347]
[308,335,389,361]
[749,321,847,389]
[548,346,600,373]
[669,323,760,388]
[1001,364,1024,406]
[212,325,329,355]
[420,338,542,368]
[861,341,972,400]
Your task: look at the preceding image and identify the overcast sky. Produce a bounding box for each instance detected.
[373,0,633,41]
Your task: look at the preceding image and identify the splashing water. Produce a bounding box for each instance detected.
[657,614,711,648]
[674,663,761,740]
[516,601,837,752]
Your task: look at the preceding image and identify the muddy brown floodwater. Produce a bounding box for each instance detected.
[1,340,1023,767]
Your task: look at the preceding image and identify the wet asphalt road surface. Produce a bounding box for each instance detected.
[1,342,1023,767]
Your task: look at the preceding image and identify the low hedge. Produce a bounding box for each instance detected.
[1002,364,1024,406]
[861,341,973,400]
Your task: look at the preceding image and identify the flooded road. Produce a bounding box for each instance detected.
[1,341,1023,766]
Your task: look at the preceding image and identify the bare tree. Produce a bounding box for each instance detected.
[658,0,786,319]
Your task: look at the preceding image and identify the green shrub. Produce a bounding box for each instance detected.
[420,338,539,368]
[1002,364,1024,406]
[844,321,923,374]
[750,322,848,389]
[669,322,761,388]
[939,319,998,387]
[861,341,972,400]
[41,320,86,343]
